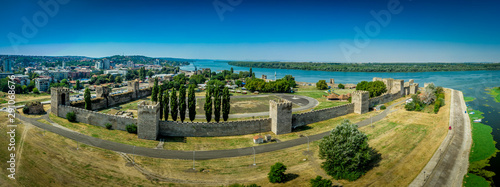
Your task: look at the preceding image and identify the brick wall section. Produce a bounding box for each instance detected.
[57,105,136,131]
[158,118,271,137]
[292,103,355,128]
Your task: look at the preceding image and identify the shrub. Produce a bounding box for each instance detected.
[33,88,40,94]
[105,123,112,130]
[316,80,328,90]
[310,176,333,187]
[268,162,287,183]
[126,124,137,134]
[22,106,29,114]
[66,112,76,122]
[319,119,374,181]
[338,83,345,89]
[380,105,386,110]
[405,102,415,111]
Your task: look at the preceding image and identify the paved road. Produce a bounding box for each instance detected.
[420,90,471,187]
[16,98,406,160]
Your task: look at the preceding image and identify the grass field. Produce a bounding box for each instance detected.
[0,92,52,106]
[487,87,500,102]
[196,95,299,115]
[0,113,155,187]
[291,86,355,110]
[49,113,159,148]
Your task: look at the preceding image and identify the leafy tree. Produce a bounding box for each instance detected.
[316,80,328,90]
[356,81,386,98]
[158,86,164,120]
[170,89,178,121]
[222,87,230,121]
[164,90,169,120]
[189,74,206,85]
[319,119,374,181]
[338,83,345,89]
[33,87,40,94]
[188,85,196,122]
[115,76,123,83]
[60,79,69,87]
[213,87,221,123]
[268,162,287,183]
[84,88,92,110]
[126,124,137,134]
[204,88,212,122]
[230,67,234,73]
[310,176,333,187]
[66,112,76,122]
[74,80,81,90]
[151,78,159,102]
[235,80,243,87]
[249,68,253,78]
[179,85,187,122]
[22,106,29,114]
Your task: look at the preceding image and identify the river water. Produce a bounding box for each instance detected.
[181,60,500,183]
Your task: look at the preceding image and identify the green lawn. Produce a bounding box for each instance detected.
[487,87,500,103]
[463,173,490,187]
[291,88,355,110]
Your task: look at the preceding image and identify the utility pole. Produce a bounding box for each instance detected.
[252,147,256,166]
[193,151,196,170]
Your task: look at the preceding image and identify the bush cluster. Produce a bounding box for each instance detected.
[66,112,76,122]
[126,124,137,134]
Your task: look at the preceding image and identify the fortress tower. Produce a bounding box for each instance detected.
[137,101,160,140]
[392,79,405,97]
[352,90,369,114]
[410,83,419,95]
[51,87,70,117]
[269,99,293,135]
[127,80,140,99]
[96,86,111,98]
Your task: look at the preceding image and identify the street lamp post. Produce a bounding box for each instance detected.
[132,146,136,165]
[193,151,196,170]
[252,147,256,166]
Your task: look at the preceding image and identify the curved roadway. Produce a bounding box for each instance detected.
[16,98,405,160]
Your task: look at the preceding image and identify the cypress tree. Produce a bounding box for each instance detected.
[170,89,178,121]
[151,78,159,102]
[188,84,196,122]
[204,87,212,122]
[222,87,230,121]
[164,90,169,120]
[179,85,186,122]
[249,68,253,78]
[84,88,92,110]
[158,86,164,120]
[214,87,221,123]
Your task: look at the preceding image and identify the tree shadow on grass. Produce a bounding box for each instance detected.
[367,147,382,171]
[293,125,312,133]
[283,173,299,183]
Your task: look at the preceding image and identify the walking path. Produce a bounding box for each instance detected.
[16,98,405,160]
[410,89,472,187]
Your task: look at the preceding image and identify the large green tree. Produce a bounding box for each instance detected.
[163,90,169,120]
[316,80,328,90]
[170,89,178,121]
[204,87,212,122]
[179,85,186,122]
[356,80,387,98]
[222,87,230,121]
[318,119,375,181]
[213,87,221,123]
[84,88,92,110]
[188,84,196,122]
[268,162,287,183]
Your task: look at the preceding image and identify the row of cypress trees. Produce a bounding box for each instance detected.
[150,78,230,123]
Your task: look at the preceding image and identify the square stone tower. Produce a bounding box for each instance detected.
[127,80,139,99]
[138,101,160,140]
[269,99,293,135]
[382,78,394,93]
[391,79,405,97]
[330,78,335,84]
[51,87,70,117]
[352,90,369,114]
[410,83,419,95]
[96,86,111,98]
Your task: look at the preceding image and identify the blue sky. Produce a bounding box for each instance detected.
[0,0,499,62]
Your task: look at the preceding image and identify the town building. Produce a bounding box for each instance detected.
[35,78,51,92]
[48,70,69,81]
[104,69,127,77]
[3,60,13,73]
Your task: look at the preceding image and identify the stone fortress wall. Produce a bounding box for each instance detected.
[51,77,419,140]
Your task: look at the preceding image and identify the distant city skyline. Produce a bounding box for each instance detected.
[1,0,499,62]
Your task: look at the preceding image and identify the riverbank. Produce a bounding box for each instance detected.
[463,97,498,187]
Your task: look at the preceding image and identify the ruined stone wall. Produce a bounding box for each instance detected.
[159,118,271,137]
[368,92,401,107]
[57,105,136,131]
[292,103,355,128]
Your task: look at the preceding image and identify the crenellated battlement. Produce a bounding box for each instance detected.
[269,99,293,108]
